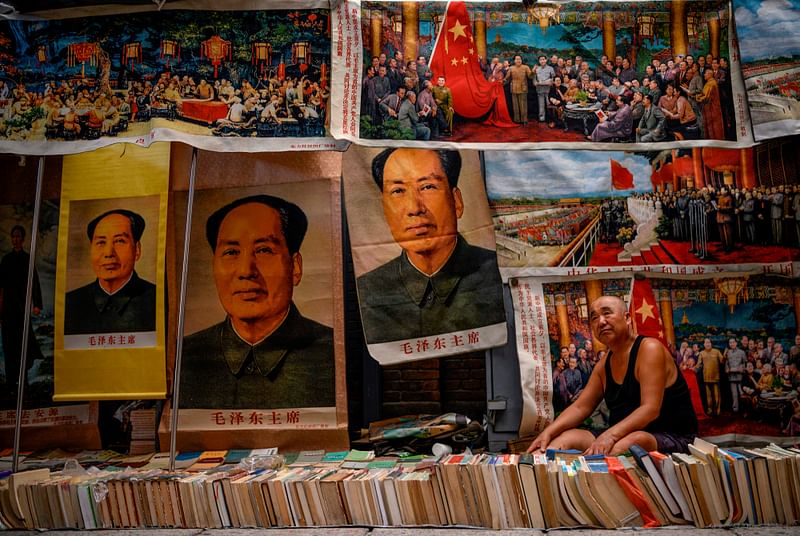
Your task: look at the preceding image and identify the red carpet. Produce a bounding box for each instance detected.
[659,239,799,265]
[445,118,586,143]
[698,412,785,439]
[589,240,799,267]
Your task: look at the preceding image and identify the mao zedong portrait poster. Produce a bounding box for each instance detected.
[63,196,159,350]
[344,147,507,364]
[178,184,336,412]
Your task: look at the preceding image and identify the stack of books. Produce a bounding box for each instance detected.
[128,409,157,456]
[0,438,798,529]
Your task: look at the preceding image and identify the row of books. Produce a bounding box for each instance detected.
[1,439,799,529]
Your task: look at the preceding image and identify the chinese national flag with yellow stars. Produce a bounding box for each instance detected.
[429,1,515,127]
[630,276,668,348]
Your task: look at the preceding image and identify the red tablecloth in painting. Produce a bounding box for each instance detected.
[181,99,229,123]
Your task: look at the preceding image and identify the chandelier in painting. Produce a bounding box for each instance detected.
[527,1,560,34]
[714,277,749,313]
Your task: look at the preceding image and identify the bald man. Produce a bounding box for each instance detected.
[528,295,697,455]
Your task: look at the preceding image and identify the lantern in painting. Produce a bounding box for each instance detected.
[160,39,181,69]
[36,45,47,64]
[637,14,655,43]
[200,35,232,78]
[251,42,272,75]
[67,42,98,77]
[687,14,703,46]
[122,42,142,71]
[292,41,311,65]
[431,13,443,37]
[390,13,403,34]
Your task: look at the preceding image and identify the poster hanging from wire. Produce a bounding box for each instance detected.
[343,146,507,364]
[53,143,169,401]
[483,140,800,279]
[0,4,345,154]
[331,0,753,149]
[511,270,800,445]
[733,0,800,141]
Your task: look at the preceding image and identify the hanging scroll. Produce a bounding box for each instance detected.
[483,140,800,280]
[343,146,507,364]
[511,271,799,444]
[332,0,752,149]
[733,0,800,141]
[0,5,342,154]
[53,143,169,401]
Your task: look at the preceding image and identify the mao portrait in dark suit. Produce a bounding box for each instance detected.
[356,148,506,345]
[179,194,335,410]
[64,209,156,335]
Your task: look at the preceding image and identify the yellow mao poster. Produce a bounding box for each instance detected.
[54,143,169,400]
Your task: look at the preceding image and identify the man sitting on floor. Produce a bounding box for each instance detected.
[528,295,698,455]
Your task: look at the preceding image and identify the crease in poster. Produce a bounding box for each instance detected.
[484,143,800,280]
[54,143,169,400]
[509,277,553,438]
[175,177,344,432]
[331,0,752,149]
[516,271,800,445]
[0,5,346,154]
[343,146,507,364]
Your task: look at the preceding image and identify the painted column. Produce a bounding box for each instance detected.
[603,12,616,61]
[740,148,756,189]
[794,288,800,335]
[584,279,606,351]
[371,9,383,59]
[708,13,721,59]
[672,150,680,192]
[658,289,676,350]
[670,0,689,57]
[554,293,571,348]
[474,11,488,62]
[402,2,419,68]
[692,147,706,189]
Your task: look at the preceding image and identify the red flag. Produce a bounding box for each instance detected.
[610,159,634,190]
[429,2,515,127]
[629,276,668,348]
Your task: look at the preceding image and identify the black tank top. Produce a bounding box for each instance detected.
[604,335,698,436]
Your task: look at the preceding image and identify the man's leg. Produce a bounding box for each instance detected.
[519,93,528,125]
[712,382,721,415]
[538,91,547,122]
[705,382,714,415]
[511,93,522,123]
[547,428,595,451]
[731,381,741,412]
[609,430,658,455]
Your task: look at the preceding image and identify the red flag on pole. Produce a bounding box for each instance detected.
[629,275,668,348]
[610,159,635,190]
[429,1,515,127]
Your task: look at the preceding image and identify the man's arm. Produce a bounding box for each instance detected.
[527,358,606,452]
[585,338,667,455]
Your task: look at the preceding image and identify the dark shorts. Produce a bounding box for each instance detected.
[590,428,695,454]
